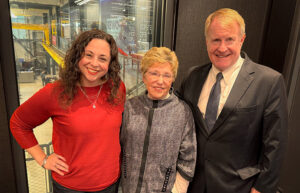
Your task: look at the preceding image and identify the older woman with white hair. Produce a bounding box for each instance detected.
[120,47,197,193]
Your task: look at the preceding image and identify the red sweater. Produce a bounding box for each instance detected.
[10,81,125,191]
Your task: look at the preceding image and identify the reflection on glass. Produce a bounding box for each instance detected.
[9,0,159,192]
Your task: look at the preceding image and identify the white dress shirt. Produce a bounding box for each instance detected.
[198,56,244,119]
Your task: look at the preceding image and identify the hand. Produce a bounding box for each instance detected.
[43,153,69,176]
[250,187,261,193]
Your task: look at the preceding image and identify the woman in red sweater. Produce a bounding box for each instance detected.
[10,30,126,193]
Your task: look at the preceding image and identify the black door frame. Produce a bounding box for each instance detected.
[0,0,28,192]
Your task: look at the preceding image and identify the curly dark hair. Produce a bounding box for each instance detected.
[58,29,122,106]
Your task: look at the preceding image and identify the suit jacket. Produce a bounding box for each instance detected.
[178,53,288,193]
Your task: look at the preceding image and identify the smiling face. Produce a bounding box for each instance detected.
[143,62,174,100]
[78,38,111,87]
[206,18,245,71]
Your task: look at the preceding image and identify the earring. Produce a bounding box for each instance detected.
[169,83,174,94]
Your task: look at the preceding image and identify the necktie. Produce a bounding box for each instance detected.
[205,72,223,131]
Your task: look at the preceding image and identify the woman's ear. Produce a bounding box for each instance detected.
[142,73,146,83]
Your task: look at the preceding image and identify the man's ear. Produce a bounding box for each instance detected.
[240,34,246,45]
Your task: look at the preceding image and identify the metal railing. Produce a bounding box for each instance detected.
[25,142,53,193]
[119,54,146,98]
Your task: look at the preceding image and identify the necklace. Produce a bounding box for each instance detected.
[79,84,103,109]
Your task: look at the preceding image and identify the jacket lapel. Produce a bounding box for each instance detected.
[191,65,211,106]
[209,56,255,136]
[191,65,211,137]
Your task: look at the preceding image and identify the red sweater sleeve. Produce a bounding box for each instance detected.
[10,83,55,149]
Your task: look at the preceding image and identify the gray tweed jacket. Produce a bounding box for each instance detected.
[120,92,197,193]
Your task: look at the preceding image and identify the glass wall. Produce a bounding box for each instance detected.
[9,0,162,192]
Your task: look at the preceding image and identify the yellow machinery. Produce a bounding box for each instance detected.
[42,43,64,67]
[12,23,64,67]
[12,23,50,45]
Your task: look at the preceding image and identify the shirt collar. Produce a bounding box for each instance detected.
[211,56,244,85]
[142,91,175,108]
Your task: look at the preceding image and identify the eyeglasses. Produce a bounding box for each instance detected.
[147,71,173,81]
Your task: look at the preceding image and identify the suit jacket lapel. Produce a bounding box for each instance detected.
[191,65,211,137]
[191,65,211,105]
[209,56,255,136]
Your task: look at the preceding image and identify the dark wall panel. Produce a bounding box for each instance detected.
[262,0,297,73]
[0,0,28,192]
[0,66,17,193]
[279,67,300,193]
[174,0,270,88]
[279,2,300,191]
[0,0,17,191]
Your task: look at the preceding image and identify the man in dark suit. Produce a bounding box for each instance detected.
[178,8,288,193]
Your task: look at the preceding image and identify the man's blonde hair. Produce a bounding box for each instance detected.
[140,47,179,78]
[205,8,245,37]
